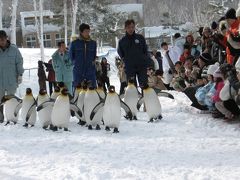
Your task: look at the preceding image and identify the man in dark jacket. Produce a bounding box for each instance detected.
[69,23,97,88]
[118,19,150,88]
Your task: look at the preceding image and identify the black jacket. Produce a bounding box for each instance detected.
[117,32,150,69]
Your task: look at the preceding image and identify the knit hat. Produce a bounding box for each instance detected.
[0,30,7,38]
[211,21,218,30]
[213,67,223,78]
[199,52,212,64]
[225,8,237,19]
[237,7,240,17]
[207,62,219,75]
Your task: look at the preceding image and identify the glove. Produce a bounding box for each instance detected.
[17,76,23,85]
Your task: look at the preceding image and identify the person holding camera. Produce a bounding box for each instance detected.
[218,62,240,120]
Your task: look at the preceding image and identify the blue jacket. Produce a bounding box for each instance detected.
[117,32,150,73]
[52,50,73,82]
[0,43,24,91]
[69,37,97,87]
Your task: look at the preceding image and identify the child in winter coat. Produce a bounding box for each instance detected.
[211,68,226,118]
[195,63,219,110]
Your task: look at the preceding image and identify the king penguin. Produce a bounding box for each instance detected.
[76,82,88,126]
[84,86,102,130]
[37,89,52,129]
[124,78,139,120]
[37,88,82,131]
[51,86,61,100]
[142,85,162,123]
[15,88,37,127]
[0,95,22,125]
[90,86,132,133]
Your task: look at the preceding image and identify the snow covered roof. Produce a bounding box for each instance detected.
[23,24,62,36]
[20,10,54,18]
[110,4,143,18]
[143,22,198,38]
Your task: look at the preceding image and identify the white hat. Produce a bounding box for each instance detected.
[235,57,240,72]
[207,62,219,75]
[213,67,223,79]
[237,6,240,17]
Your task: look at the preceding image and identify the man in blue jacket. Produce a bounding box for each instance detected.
[118,19,150,88]
[69,23,97,88]
[0,30,24,123]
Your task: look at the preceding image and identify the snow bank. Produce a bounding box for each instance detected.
[1,48,240,179]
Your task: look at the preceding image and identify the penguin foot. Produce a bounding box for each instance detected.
[64,128,69,131]
[49,124,54,130]
[124,115,132,120]
[52,126,58,131]
[42,126,48,130]
[148,119,154,123]
[101,119,105,125]
[13,121,17,125]
[96,124,101,130]
[4,121,10,126]
[105,126,110,131]
[157,115,163,120]
[80,121,86,126]
[113,128,119,133]
[30,125,34,128]
[23,123,28,128]
[133,116,137,120]
[88,125,93,130]
[77,120,82,125]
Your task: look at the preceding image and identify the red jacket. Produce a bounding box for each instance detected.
[212,81,224,103]
[223,20,240,64]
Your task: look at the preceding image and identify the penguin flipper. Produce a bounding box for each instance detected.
[120,99,133,119]
[14,102,23,117]
[37,100,55,112]
[90,102,104,120]
[26,104,37,122]
[70,103,82,117]
[137,97,144,111]
[157,92,174,99]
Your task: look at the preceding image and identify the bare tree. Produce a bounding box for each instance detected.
[0,0,2,29]
[10,0,18,44]
[71,0,78,35]
[64,0,68,44]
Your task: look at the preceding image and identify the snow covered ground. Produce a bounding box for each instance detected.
[1,48,240,179]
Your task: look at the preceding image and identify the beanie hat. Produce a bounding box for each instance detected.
[207,62,219,75]
[211,21,218,30]
[225,8,237,19]
[237,7,240,18]
[213,67,223,78]
[199,52,212,64]
[0,30,7,38]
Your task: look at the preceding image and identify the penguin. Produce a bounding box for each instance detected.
[90,86,132,133]
[37,88,82,131]
[15,88,37,127]
[0,95,22,125]
[124,78,139,120]
[84,86,102,130]
[141,85,162,123]
[51,86,61,100]
[37,89,52,130]
[76,82,88,126]
[72,84,82,104]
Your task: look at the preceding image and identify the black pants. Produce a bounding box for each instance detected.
[183,86,208,110]
[223,99,240,115]
[102,76,110,92]
[49,82,57,96]
[119,81,127,95]
[126,66,148,88]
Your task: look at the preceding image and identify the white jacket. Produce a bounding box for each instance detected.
[219,79,237,101]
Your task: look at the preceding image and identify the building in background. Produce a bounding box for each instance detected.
[20,10,64,48]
